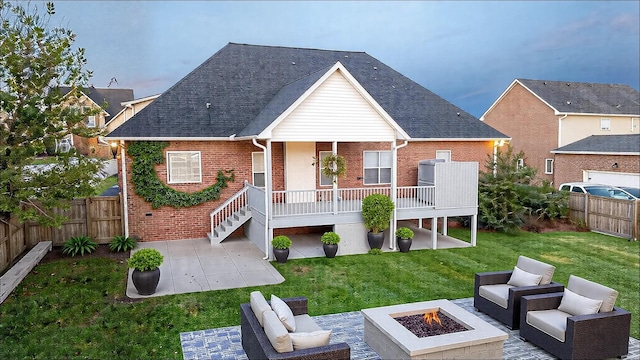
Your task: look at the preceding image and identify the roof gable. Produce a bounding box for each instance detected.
[107,43,507,140]
[60,86,134,120]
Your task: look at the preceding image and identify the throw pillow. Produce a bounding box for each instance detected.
[262,310,293,353]
[507,266,543,287]
[250,291,271,327]
[271,294,296,332]
[289,330,332,350]
[558,288,603,316]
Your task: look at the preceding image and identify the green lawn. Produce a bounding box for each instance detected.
[93,175,118,196]
[1,230,637,359]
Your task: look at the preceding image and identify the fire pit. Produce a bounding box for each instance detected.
[362,300,508,360]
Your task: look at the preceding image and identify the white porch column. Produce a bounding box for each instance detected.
[390,141,397,250]
[471,214,477,246]
[442,216,448,236]
[431,217,438,249]
[120,140,129,238]
[265,140,273,259]
[332,141,338,215]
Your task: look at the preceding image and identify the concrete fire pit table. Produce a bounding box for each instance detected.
[362,299,508,360]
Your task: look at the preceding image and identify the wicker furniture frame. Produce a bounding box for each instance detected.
[519,292,631,359]
[240,296,350,360]
[474,270,564,329]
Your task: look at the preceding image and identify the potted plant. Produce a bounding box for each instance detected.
[128,248,164,295]
[271,235,292,263]
[361,193,394,249]
[395,227,414,253]
[320,231,340,258]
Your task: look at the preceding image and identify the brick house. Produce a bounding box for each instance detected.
[480,79,639,185]
[106,43,508,257]
[551,134,640,187]
[60,86,134,158]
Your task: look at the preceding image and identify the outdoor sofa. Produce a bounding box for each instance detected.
[240,291,350,360]
[519,275,631,359]
[474,255,564,329]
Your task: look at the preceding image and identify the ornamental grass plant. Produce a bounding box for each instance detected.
[1,230,638,359]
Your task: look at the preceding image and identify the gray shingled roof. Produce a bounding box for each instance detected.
[60,86,134,121]
[108,43,507,140]
[518,79,640,115]
[552,134,640,154]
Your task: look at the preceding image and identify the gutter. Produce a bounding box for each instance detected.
[252,138,270,260]
[557,113,568,148]
[120,140,129,237]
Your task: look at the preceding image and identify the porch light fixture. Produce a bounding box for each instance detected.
[110,142,119,159]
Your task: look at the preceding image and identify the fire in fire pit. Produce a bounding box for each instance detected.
[395,310,468,338]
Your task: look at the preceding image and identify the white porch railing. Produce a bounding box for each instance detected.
[210,184,249,234]
[269,186,437,217]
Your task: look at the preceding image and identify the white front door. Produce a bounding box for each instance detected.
[284,142,316,203]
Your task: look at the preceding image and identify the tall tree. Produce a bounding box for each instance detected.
[1,1,101,226]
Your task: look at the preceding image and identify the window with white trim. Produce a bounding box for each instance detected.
[83,106,96,128]
[167,151,202,183]
[545,158,554,174]
[319,151,333,186]
[600,118,611,131]
[435,150,451,162]
[516,158,524,169]
[252,152,265,187]
[363,151,392,185]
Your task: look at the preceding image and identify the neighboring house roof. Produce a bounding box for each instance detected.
[60,86,134,123]
[108,43,507,140]
[481,79,640,119]
[105,93,161,127]
[552,134,640,155]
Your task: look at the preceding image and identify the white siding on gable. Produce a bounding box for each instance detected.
[271,71,395,141]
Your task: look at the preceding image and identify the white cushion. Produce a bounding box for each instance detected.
[263,310,293,353]
[250,291,271,327]
[557,288,603,316]
[479,284,512,309]
[526,309,571,342]
[516,256,556,285]
[271,294,296,332]
[289,330,332,350]
[507,266,542,287]
[294,314,323,333]
[567,275,618,312]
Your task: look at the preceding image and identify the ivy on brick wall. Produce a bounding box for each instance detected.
[127,141,235,209]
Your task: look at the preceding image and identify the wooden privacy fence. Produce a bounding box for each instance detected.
[0,196,124,273]
[568,193,639,240]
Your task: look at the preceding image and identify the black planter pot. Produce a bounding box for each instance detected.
[323,243,338,258]
[367,232,384,249]
[131,268,160,295]
[273,248,289,263]
[397,237,412,253]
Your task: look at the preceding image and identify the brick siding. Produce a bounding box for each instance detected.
[553,153,640,186]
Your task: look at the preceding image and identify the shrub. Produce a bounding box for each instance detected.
[368,248,383,255]
[395,227,414,239]
[109,235,136,252]
[62,236,98,257]
[127,248,164,271]
[362,194,394,233]
[271,235,292,249]
[320,232,340,245]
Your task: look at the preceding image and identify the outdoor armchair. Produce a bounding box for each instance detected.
[474,255,564,329]
[519,275,631,359]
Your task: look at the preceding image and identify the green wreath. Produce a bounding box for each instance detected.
[320,153,346,178]
[127,141,235,209]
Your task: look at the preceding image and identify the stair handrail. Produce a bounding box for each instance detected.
[210,182,249,235]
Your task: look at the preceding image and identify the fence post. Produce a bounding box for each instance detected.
[634,200,639,241]
[583,193,589,227]
[85,197,92,238]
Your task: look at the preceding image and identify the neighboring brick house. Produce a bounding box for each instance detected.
[480,79,639,185]
[60,86,134,158]
[106,43,508,257]
[105,94,160,134]
[551,134,640,188]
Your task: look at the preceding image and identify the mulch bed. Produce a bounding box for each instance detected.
[40,244,130,264]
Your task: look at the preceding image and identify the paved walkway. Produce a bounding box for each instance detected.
[179,297,640,359]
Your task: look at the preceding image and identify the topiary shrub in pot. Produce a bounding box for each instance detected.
[271,235,292,263]
[320,231,340,258]
[128,248,164,295]
[395,227,414,253]
[362,193,394,249]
